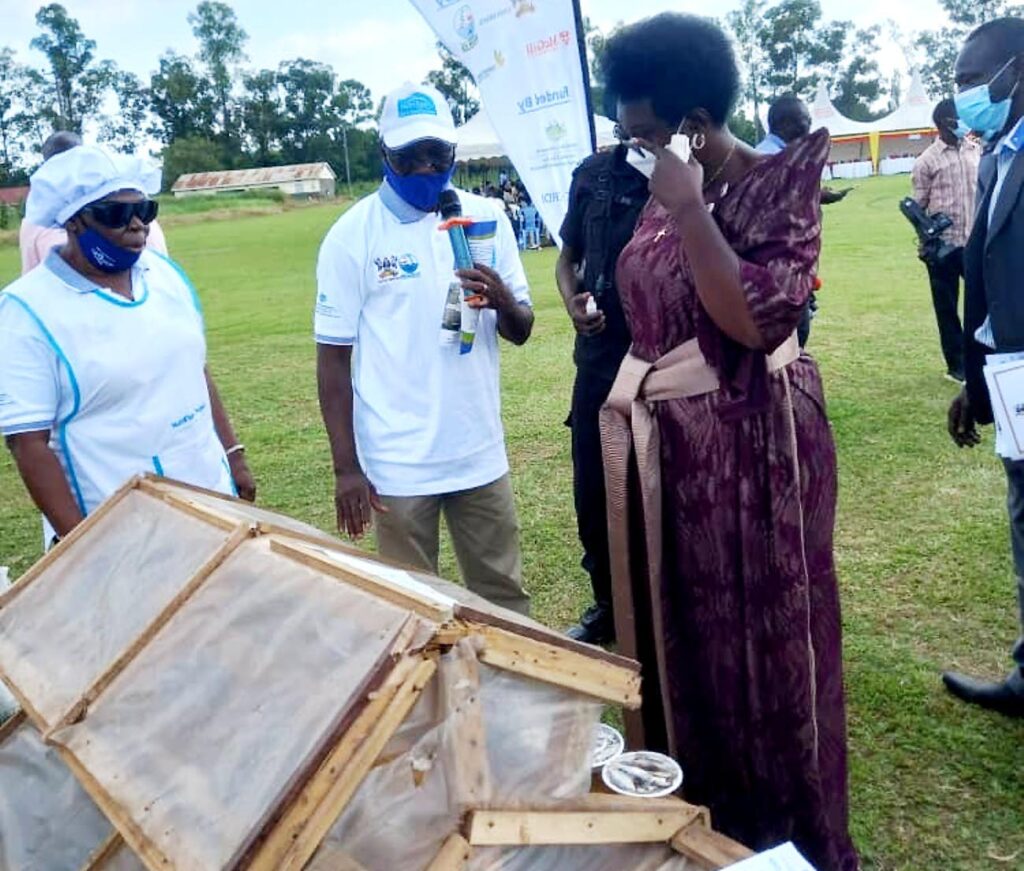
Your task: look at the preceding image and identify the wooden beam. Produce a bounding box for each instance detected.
[43,523,253,741]
[246,657,437,871]
[471,623,642,709]
[79,832,125,871]
[465,808,700,847]
[56,746,174,871]
[444,643,492,807]
[0,708,26,744]
[425,833,471,871]
[0,673,47,733]
[670,819,754,869]
[269,538,452,624]
[0,476,141,611]
[561,793,701,815]
[457,605,639,672]
[136,479,241,532]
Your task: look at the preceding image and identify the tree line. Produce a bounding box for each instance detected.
[0,2,388,190]
[0,0,1019,191]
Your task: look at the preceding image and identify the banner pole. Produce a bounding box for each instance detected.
[572,0,598,153]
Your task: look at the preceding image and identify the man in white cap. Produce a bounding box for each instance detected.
[0,145,254,547]
[18,131,168,275]
[315,83,533,615]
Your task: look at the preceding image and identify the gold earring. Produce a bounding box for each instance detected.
[692,132,707,151]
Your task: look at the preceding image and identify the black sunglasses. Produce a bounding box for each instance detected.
[384,142,456,175]
[82,199,159,229]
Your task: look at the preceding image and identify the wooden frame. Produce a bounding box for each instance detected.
[245,657,438,871]
[0,477,754,871]
[44,523,254,739]
[466,808,702,846]
[268,537,454,624]
[470,623,642,709]
[0,475,141,612]
[671,818,755,868]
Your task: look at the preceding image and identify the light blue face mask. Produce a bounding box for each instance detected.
[953,120,971,140]
[955,58,1019,141]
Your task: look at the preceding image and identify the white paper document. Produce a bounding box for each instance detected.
[724,843,817,871]
[984,352,1024,460]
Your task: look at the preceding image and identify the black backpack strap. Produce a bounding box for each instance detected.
[592,166,615,300]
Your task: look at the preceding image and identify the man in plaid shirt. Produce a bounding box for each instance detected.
[912,98,982,383]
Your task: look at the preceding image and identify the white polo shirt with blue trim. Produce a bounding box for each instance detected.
[315,183,531,497]
[0,249,234,523]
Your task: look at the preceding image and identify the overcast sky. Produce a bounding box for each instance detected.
[1,0,948,108]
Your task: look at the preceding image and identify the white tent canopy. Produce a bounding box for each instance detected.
[806,71,936,138]
[758,71,939,177]
[457,110,618,161]
[808,82,876,138]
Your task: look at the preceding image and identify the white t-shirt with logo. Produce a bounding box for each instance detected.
[315,185,531,497]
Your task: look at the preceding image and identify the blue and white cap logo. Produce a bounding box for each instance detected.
[397,92,438,119]
[380,82,457,149]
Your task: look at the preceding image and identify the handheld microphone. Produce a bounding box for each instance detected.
[437,189,482,355]
[438,189,474,271]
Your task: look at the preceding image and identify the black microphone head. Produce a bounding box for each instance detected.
[438,189,462,220]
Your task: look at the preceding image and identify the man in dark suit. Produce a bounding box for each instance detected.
[944,17,1024,718]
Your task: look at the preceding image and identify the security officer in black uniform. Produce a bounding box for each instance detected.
[557,131,648,644]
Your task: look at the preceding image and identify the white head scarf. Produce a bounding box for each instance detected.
[25,145,162,228]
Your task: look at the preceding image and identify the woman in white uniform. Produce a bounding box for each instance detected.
[0,146,255,543]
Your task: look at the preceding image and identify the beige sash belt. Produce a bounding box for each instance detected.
[599,334,800,752]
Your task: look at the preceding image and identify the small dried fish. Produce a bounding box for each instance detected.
[591,724,624,768]
[602,751,682,797]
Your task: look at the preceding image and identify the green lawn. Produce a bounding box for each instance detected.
[1,177,1021,869]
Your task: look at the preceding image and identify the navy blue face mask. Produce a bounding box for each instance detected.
[383,162,455,212]
[77,227,142,273]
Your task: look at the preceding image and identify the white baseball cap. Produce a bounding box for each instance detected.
[379,83,458,150]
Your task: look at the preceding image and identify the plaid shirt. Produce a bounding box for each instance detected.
[912,137,982,248]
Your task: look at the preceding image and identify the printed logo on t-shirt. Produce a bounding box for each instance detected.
[375,253,421,283]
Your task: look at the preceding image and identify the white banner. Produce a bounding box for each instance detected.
[408,0,594,245]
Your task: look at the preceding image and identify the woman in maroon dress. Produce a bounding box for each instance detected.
[599,14,858,870]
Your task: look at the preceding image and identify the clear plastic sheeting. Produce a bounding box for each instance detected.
[102,843,147,871]
[0,490,229,726]
[312,641,482,871]
[477,664,600,806]
[49,538,413,871]
[310,643,602,871]
[468,844,699,871]
[0,719,113,871]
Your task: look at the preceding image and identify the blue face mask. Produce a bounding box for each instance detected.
[953,120,971,140]
[955,58,1019,140]
[383,162,455,212]
[77,227,142,273]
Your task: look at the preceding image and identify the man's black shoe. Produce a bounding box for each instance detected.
[942,670,1024,718]
[567,603,616,645]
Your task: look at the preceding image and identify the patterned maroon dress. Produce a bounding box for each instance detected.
[613,129,858,870]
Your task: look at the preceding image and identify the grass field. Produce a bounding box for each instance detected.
[1,176,1021,868]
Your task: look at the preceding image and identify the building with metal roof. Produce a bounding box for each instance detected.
[170,162,336,199]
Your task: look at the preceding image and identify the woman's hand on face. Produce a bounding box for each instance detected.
[635,138,705,217]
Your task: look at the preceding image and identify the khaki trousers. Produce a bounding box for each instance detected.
[375,474,530,616]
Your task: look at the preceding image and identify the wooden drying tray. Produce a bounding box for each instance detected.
[137,475,643,709]
[0,476,650,871]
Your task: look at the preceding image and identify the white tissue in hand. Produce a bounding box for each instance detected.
[585,297,598,316]
[668,134,692,162]
[626,147,656,179]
